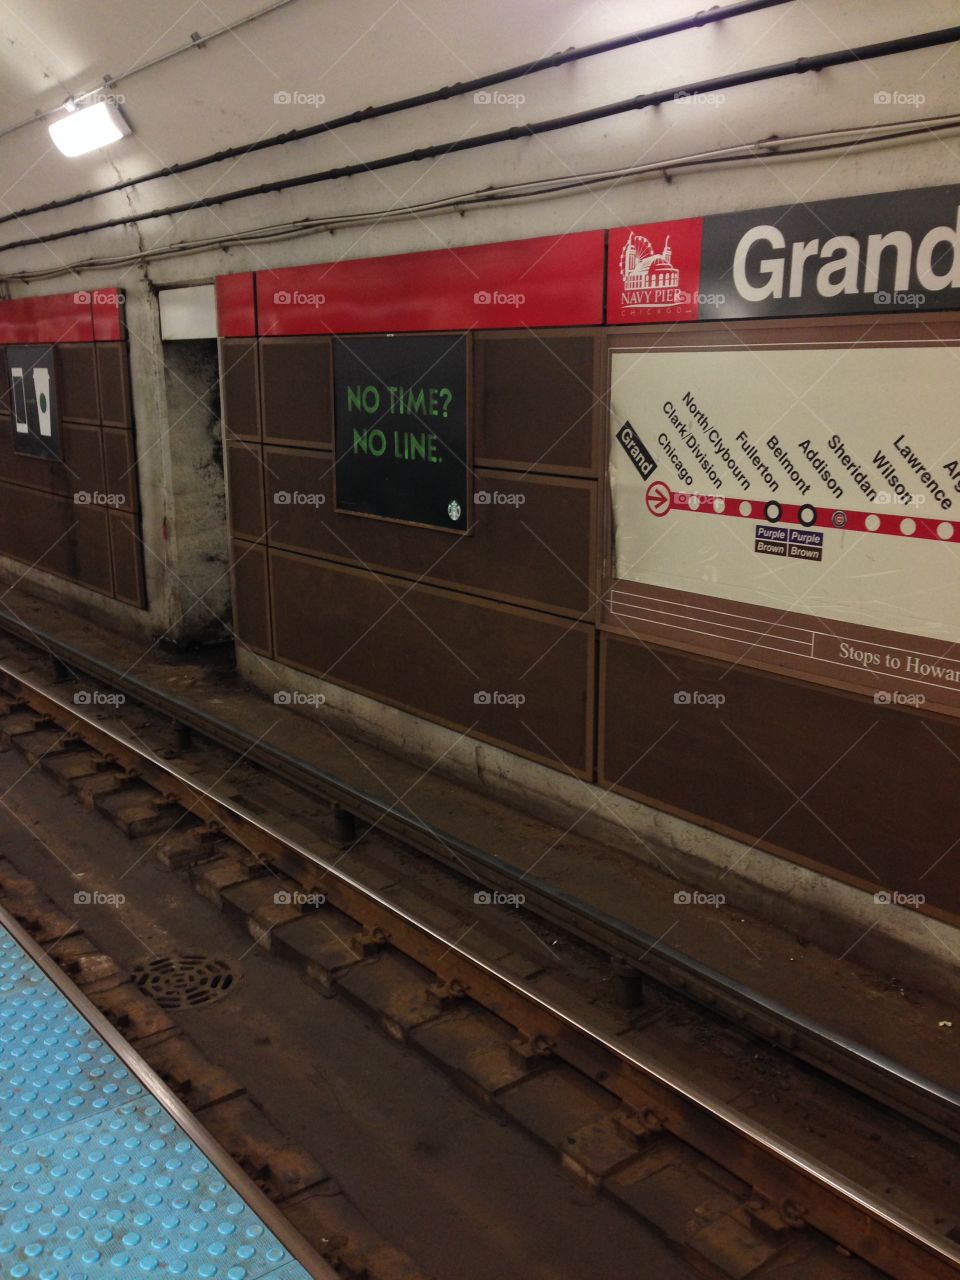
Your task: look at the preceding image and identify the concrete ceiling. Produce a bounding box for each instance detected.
[0,0,269,129]
[0,0,655,215]
[2,0,960,284]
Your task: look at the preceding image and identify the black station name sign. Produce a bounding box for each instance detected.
[333,334,468,532]
[703,184,960,319]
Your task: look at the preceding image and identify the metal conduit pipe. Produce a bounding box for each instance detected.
[2,22,960,257]
[0,0,794,230]
[6,114,960,285]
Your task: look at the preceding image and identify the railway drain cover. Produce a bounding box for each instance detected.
[130,954,238,1009]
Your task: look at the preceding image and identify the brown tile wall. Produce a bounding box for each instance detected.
[0,341,146,607]
[224,325,959,915]
[224,331,600,773]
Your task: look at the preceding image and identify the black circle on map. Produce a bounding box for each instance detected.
[764,501,781,522]
[798,504,817,527]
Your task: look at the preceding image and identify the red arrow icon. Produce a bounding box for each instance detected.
[646,480,673,517]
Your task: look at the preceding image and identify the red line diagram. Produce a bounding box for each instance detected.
[643,480,960,543]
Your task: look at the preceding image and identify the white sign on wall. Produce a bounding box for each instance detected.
[609,347,960,647]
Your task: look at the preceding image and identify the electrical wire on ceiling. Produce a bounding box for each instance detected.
[4,114,957,286]
[0,0,793,229]
[2,21,960,260]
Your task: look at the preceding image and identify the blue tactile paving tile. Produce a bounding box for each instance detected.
[0,923,315,1280]
[0,933,143,1143]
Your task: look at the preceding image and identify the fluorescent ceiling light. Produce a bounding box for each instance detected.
[48,101,130,157]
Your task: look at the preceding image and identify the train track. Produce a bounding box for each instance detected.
[0,608,955,1142]
[0,830,422,1280]
[0,620,958,1279]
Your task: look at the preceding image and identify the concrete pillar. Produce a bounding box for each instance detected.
[122,279,229,646]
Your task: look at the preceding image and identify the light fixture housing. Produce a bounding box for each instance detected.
[48,100,131,157]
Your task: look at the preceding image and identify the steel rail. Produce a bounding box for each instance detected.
[0,608,956,1143]
[0,652,958,1280]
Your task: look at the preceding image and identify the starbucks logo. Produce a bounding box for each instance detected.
[447,500,462,522]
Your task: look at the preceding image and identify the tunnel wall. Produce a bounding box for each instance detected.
[222,236,605,777]
[3,3,960,648]
[218,193,960,920]
[0,292,146,608]
[0,1,956,930]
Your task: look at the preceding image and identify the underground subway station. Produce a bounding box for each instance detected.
[1,2,960,1277]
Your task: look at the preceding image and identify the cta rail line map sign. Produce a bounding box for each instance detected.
[333,334,468,532]
[7,345,60,459]
[608,346,960,712]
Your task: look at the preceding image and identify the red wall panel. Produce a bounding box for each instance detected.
[0,289,123,344]
[254,232,605,335]
[216,273,257,338]
[91,290,123,341]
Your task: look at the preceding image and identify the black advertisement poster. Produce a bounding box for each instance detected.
[333,334,469,532]
[7,345,61,460]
